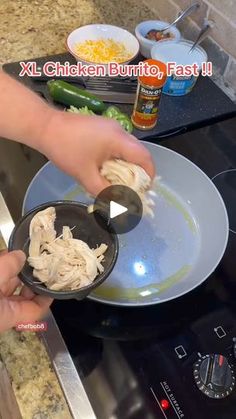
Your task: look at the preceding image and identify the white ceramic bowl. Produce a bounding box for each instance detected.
[135,20,181,58]
[67,24,140,66]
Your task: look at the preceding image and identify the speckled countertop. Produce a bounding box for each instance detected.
[0,0,153,65]
[0,330,72,419]
[0,1,153,418]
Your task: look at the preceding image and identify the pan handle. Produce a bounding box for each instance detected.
[145,126,188,141]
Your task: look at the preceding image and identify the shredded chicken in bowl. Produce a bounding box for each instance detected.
[28,207,108,291]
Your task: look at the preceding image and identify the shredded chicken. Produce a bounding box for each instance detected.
[28,207,108,291]
[88,159,157,217]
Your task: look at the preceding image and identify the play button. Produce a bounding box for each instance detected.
[91,185,143,234]
[110,201,127,219]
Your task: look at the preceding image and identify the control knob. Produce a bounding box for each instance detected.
[193,354,235,399]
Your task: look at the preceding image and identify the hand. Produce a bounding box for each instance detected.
[39,111,156,196]
[0,250,52,333]
[0,72,155,193]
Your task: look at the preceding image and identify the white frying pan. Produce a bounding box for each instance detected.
[23,142,229,306]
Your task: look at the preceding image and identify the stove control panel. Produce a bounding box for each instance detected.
[193,354,235,399]
[128,310,236,419]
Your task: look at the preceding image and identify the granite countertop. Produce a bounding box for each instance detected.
[0,0,152,66]
[0,330,72,419]
[0,1,154,418]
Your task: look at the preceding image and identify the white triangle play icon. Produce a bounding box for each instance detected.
[110,200,128,219]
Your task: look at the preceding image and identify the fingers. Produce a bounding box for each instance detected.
[78,139,155,196]
[81,166,111,196]
[0,294,53,332]
[20,285,35,300]
[114,137,156,179]
[11,294,53,322]
[14,290,53,318]
[0,276,21,297]
[0,251,26,283]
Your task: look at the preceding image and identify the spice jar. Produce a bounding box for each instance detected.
[131,59,167,130]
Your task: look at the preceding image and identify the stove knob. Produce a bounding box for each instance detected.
[193,354,235,399]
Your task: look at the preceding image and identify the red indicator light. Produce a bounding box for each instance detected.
[219,355,224,367]
[160,399,170,410]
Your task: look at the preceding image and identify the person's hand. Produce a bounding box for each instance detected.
[39,111,156,196]
[0,71,155,193]
[0,250,52,333]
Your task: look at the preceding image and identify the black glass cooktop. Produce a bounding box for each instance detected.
[52,117,236,419]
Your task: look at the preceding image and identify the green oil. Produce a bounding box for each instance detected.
[92,265,191,302]
[157,185,197,233]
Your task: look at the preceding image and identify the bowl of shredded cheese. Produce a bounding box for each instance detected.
[67,24,140,66]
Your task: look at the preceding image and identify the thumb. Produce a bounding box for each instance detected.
[0,295,52,332]
[0,250,26,282]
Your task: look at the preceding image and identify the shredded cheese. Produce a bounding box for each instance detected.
[73,38,132,64]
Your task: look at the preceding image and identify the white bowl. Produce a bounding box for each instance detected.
[135,20,181,58]
[67,24,140,67]
[151,39,207,96]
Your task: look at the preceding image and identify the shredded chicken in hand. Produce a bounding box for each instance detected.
[89,159,157,217]
[28,207,108,291]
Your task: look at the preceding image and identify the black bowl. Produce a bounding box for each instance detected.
[8,201,119,300]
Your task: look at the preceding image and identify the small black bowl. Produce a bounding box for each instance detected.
[8,201,119,300]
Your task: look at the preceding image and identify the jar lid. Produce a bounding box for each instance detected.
[139,59,167,87]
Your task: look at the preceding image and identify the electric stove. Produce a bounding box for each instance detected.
[51,117,236,418]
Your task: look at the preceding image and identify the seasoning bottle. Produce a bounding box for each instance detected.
[131,59,167,130]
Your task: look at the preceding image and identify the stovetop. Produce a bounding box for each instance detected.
[51,117,236,419]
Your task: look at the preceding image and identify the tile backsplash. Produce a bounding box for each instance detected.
[142,0,236,101]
